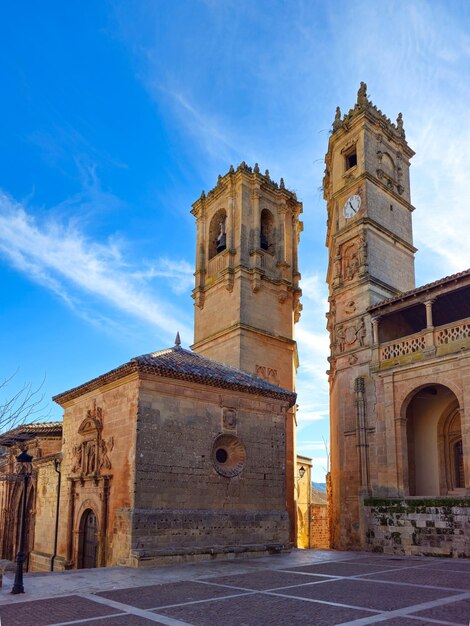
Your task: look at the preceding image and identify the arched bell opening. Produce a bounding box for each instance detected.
[260,208,275,253]
[405,384,463,496]
[208,209,227,259]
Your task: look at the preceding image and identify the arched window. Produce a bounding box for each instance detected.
[208,209,227,260]
[260,209,274,253]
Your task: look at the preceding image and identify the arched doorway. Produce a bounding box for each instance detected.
[405,384,462,496]
[78,509,98,569]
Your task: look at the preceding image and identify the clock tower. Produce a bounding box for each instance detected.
[324,83,416,547]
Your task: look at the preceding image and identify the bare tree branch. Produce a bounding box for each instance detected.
[0,372,52,434]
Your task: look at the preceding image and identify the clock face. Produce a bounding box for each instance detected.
[343,194,361,219]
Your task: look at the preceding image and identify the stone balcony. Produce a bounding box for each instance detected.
[376,316,470,369]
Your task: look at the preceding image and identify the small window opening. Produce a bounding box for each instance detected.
[215,448,228,464]
[345,151,357,170]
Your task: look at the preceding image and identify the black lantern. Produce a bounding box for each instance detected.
[11,449,33,595]
[298,465,306,479]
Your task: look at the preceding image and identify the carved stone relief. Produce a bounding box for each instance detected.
[222,408,237,430]
[334,317,366,354]
[342,243,360,281]
[256,365,280,386]
[71,401,114,477]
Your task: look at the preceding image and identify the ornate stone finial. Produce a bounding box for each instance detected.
[200,190,206,200]
[229,164,235,173]
[254,163,260,173]
[265,169,270,179]
[174,332,181,348]
[396,112,405,137]
[280,177,285,189]
[357,81,368,108]
[332,106,342,132]
[218,174,222,182]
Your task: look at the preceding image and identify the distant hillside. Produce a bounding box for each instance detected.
[312,482,326,493]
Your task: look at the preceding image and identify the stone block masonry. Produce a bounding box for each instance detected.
[364,498,470,557]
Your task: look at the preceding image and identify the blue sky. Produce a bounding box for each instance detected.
[1,1,469,481]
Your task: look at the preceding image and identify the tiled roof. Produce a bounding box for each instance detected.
[0,421,63,446]
[53,346,297,406]
[368,268,470,312]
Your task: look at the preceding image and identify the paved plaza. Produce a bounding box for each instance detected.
[1,550,470,625]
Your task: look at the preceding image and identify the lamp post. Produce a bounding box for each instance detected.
[11,449,33,595]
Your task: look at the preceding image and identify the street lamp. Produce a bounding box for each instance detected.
[298,465,306,479]
[11,449,33,595]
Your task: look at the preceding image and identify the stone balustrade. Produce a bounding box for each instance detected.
[378,316,470,367]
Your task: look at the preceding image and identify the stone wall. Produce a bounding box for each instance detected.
[310,504,329,548]
[132,377,290,564]
[29,457,61,572]
[364,498,470,557]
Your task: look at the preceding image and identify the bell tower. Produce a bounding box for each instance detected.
[324,83,416,548]
[191,161,303,541]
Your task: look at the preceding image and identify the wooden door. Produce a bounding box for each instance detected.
[80,509,98,569]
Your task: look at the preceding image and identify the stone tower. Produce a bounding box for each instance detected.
[324,83,416,548]
[191,161,303,541]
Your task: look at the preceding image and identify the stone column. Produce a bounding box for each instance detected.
[371,317,380,370]
[354,377,370,495]
[424,298,435,328]
[423,299,436,354]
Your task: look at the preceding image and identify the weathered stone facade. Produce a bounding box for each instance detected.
[0,423,62,572]
[325,84,470,554]
[364,499,470,557]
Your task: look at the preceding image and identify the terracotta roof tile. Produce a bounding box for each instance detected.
[368,268,470,312]
[0,421,63,446]
[53,347,296,406]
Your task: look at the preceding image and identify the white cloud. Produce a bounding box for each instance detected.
[0,192,193,343]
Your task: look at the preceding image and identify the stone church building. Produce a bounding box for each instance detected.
[0,163,303,570]
[1,83,470,569]
[325,84,470,556]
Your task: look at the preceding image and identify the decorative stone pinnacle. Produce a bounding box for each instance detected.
[280,177,285,189]
[229,164,235,173]
[357,81,368,108]
[332,106,342,132]
[254,163,260,173]
[200,190,205,200]
[265,169,270,179]
[174,332,181,348]
[396,112,405,137]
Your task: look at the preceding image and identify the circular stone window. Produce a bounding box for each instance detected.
[212,433,246,478]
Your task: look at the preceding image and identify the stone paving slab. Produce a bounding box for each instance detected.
[200,569,331,590]
[277,578,455,611]
[370,617,444,626]
[156,592,375,626]
[0,595,122,626]
[409,598,470,625]
[286,561,413,577]
[342,556,432,568]
[424,561,470,573]
[58,617,165,626]
[1,551,470,625]
[361,567,470,590]
[98,580,250,610]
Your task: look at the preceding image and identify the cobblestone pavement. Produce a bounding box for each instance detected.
[1,550,470,625]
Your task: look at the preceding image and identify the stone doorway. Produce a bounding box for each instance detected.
[79,509,98,569]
